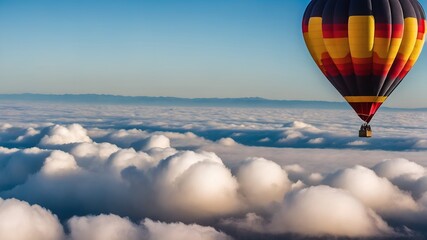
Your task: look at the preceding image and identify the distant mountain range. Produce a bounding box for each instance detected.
[0,93,424,111]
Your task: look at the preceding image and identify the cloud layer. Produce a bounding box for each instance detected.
[0,102,427,239]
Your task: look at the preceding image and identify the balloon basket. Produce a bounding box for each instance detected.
[359,124,372,138]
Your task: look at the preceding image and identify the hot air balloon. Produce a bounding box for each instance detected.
[302,0,426,137]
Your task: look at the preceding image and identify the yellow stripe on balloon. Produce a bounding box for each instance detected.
[398,18,418,59]
[386,37,404,63]
[373,38,392,59]
[324,38,351,59]
[306,17,328,68]
[348,16,375,59]
[344,96,387,103]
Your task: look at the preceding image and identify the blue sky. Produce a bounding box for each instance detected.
[0,0,426,107]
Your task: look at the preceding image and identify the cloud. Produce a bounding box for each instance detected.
[108,148,154,174]
[347,140,369,146]
[139,134,171,150]
[1,100,427,239]
[267,186,394,237]
[39,124,92,146]
[68,214,232,240]
[217,137,238,146]
[224,186,394,237]
[143,218,232,240]
[68,214,143,240]
[373,158,426,181]
[152,151,241,220]
[323,165,419,217]
[236,157,291,208]
[308,137,324,144]
[0,198,64,240]
[283,164,323,186]
[99,129,148,148]
[373,159,426,197]
[41,150,80,176]
[69,142,120,170]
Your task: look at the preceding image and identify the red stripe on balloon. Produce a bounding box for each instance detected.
[352,61,372,76]
[322,24,348,38]
[375,23,392,38]
[302,23,309,33]
[321,53,341,77]
[391,24,404,38]
[348,102,383,123]
[387,55,407,80]
[418,20,425,39]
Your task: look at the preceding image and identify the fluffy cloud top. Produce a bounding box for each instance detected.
[143,218,232,240]
[154,151,241,219]
[217,138,238,146]
[41,150,80,176]
[40,124,92,146]
[0,198,64,240]
[323,165,419,216]
[373,158,425,181]
[236,158,291,208]
[268,186,393,237]
[68,214,143,240]
[140,135,171,151]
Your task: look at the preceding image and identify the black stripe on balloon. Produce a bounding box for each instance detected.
[415,0,426,19]
[400,0,417,18]
[372,0,392,24]
[311,0,328,17]
[412,0,425,20]
[412,1,422,21]
[322,0,337,25]
[390,0,404,24]
[349,0,373,16]
[335,0,350,24]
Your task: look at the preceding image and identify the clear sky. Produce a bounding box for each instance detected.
[0,0,426,107]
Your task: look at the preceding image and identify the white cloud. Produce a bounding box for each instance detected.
[143,218,232,240]
[373,159,426,197]
[109,148,153,172]
[284,121,322,133]
[70,142,120,170]
[97,129,148,148]
[217,137,238,146]
[0,198,64,240]
[323,165,419,217]
[268,186,394,237]
[136,134,171,151]
[2,102,427,238]
[373,158,425,181]
[40,124,92,146]
[41,150,80,176]
[284,164,323,186]
[153,151,241,219]
[308,137,324,144]
[347,140,369,146]
[68,214,143,240]
[68,214,232,240]
[236,158,291,208]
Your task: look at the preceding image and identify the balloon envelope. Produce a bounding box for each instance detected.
[303,0,426,123]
